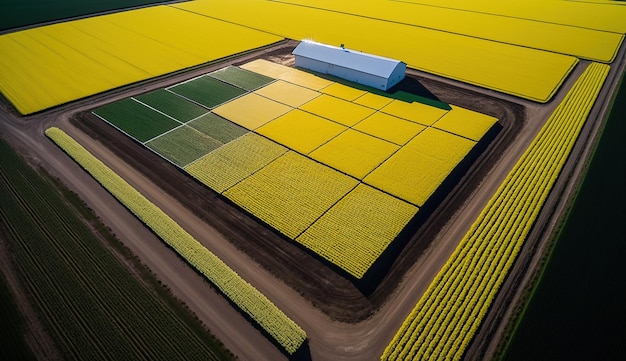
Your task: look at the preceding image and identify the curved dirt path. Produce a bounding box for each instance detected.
[1,49,622,360]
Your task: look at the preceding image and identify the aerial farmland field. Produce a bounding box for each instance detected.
[0,1,624,361]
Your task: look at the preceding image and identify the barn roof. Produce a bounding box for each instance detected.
[292,40,403,78]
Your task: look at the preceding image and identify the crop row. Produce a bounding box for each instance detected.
[381,62,610,360]
[45,128,307,355]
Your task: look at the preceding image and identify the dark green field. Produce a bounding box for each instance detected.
[146,125,223,167]
[209,66,275,91]
[169,76,247,109]
[503,75,626,360]
[94,98,181,142]
[0,0,170,32]
[0,138,234,360]
[135,89,209,122]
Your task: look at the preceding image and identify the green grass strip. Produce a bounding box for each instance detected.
[381,62,610,360]
[45,127,307,355]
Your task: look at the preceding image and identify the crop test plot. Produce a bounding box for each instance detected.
[145,125,223,167]
[212,93,292,130]
[241,59,333,90]
[432,105,498,141]
[354,112,426,145]
[297,184,418,279]
[185,133,287,193]
[187,112,248,144]
[208,66,275,91]
[309,129,399,179]
[134,89,209,122]
[381,99,449,126]
[321,83,367,101]
[254,80,320,107]
[256,109,346,154]
[353,92,394,109]
[169,75,247,109]
[93,98,181,142]
[299,94,376,126]
[223,151,359,239]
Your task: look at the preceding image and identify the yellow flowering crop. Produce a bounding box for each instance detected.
[254,80,320,107]
[310,130,399,179]
[240,59,333,90]
[320,83,368,101]
[353,92,394,110]
[185,133,287,193]
[297,184,418,279]
[404,127,477,166]
[212,93,292,130]
[299,94,376,126]
[354,112,426,145]
[256,109,346,154]
[0,5,281,115]
[223,152,358,238]
[381,100,449,126]
[433,106,499,141]
[177,0,579,102]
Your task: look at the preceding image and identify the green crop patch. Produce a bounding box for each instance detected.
[169,76,247,109]
[209,66,275,91]
[134,89,209,122]
[93,98,180,142]
[146,126,223,167]
[188,113,248,144]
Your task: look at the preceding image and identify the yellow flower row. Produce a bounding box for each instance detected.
[45,127,306,355]
[381,62,610,360]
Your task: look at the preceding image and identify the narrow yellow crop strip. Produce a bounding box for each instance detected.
[381,62,610,360]
[45,128,306,355]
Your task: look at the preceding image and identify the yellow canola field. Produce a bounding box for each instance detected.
[280,0,623,62]
[254,80,320,107]
[309,130,399,179]
[177,0,578,102]
[365,128,477,206]
[0,6,281,115]
[300,94,376,126]
[353,92,394,110]
[397,0,626,34]
[185,133,287,193]
[212,93,292,130]
[381,100,449,126]
[257,109,346,154]
[321,83,368,101]
[241,59,333,90]
[297,184,418,279]
[433,106,498,141]
[354,112,426,146]
[223,152,358,239]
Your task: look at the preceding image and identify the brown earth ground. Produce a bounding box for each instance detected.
[0,39,622,360]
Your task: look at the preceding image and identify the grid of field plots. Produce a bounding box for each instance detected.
[94,59,498,279]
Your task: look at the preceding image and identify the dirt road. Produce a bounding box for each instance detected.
[1,42,622,360]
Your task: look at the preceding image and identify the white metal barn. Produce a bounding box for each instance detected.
[292,40,406,91]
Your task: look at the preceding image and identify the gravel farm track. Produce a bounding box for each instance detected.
[1,40,624,361]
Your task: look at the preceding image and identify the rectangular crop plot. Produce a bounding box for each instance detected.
[187,112,248,144]
[309,130,398,179]
[169,76,247,108]
[254,80,320,107]
[94,98,181,142]
[134,89,209,122]
[354,112,426,145]
[241,59,333,90]
[223,152,358,239]
[321,83,367,101]
[404,127,476,166]
[432,105,498,141]
[297,184,418,279]
[257,109,346,154]
[146,125,223,167]
[381,99,449,126]
[208,66,275,91]
[299,94,376,126]
[353,92,393,110]
[212,93,292,130]
[185,133,287,193]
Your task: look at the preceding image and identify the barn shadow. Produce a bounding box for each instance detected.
[296,68,450,110]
